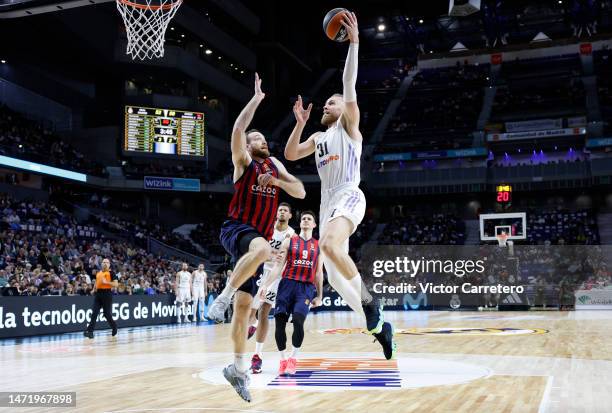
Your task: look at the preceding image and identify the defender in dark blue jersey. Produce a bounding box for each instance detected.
[260,211,323,376]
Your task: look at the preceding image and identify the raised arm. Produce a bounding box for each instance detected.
[259,157,306,199]
[231,73,266,169]
[339,12,362,141]
[284,95,318,161]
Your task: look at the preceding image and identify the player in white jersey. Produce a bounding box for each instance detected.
[175,262,192,323]
[192,263,208,322]
[247,203,295,373]
[284,12,395,360]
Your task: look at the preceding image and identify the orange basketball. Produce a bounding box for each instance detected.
[323,8,350,42]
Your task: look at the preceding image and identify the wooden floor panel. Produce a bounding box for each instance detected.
[2,311,612,413]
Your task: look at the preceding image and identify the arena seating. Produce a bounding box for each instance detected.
[377,213,466,245]
[0,105,107,176]
[0,193,228,297]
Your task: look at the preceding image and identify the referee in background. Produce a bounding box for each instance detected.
[84,258,118,339]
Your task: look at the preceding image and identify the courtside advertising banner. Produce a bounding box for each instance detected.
[487,127,586,142]
[0,295,177,339]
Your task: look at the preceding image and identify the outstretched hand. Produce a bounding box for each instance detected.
[340,11,359,43]
[293,95,313,125]
[254,72,265,100]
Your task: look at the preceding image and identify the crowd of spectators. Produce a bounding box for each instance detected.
[377,213,466,245]
[526,209,599,245]
[492,79,585,118]
[385,63,487,151]
[0,105,106,176]
[96,213,201,256]
[0,193,229,297]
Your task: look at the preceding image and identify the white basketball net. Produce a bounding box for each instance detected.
[116,0,183,60]
[497,233,508,247]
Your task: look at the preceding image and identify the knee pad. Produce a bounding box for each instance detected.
[275,312,289,325]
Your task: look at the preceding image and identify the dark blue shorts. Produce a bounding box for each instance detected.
[220,219,264,263]
[275,278,317,318]
[220,220,265,297]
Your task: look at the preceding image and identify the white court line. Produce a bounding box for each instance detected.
[104,408,275,413]
[538,376,554,413]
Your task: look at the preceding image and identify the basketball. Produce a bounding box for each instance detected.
[323,8,350,42]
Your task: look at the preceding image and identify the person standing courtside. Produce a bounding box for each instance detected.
[84,258,118,339]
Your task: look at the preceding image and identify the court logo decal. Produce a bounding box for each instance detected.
[318,327,548,336]
[196,354,492,391]
[268,358,400,388]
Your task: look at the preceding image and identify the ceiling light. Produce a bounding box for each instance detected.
[205,49,212,55]
[419,19,424,24]
[377,24,386,32]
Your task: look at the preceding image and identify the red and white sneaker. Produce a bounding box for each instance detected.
[250,354,262,374]
[278,359,288,376]
[247,325,257,340]
[285,357,297,375]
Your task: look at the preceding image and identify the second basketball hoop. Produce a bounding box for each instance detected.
[116,0,183,60]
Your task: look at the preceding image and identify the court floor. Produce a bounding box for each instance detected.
[2,310,612,413]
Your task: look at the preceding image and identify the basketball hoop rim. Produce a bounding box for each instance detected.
[497,233,508,245]
[117,0,182,11]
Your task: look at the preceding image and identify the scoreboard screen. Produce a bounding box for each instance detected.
[496,184,512,205]
[124,106,205,157]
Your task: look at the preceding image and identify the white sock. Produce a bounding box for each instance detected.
[255,341,264,356]
[234,353,249,374]
[219,284,237,300]
[290,347,300,358]
[325,258,365,318]
[252,319,259,328]
[349,273,372,304]
[280,350,287,360]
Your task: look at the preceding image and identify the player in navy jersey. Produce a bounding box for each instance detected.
[209,73,306,403]
[260,211,323,376]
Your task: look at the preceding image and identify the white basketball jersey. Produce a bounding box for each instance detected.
[178,271,191,289]
[314,119,361,191]
[264,225,295,272]
[192,270,206,288]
